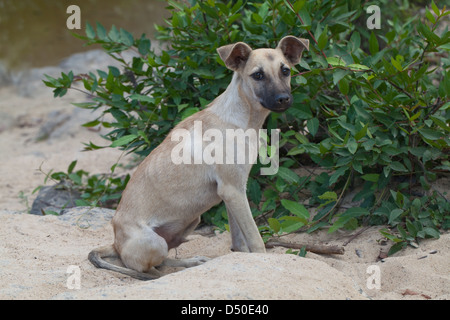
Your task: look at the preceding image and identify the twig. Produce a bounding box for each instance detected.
[342,226,371,246]
[265,239,345,255]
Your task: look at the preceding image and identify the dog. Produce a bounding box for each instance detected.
[88,36,309,280]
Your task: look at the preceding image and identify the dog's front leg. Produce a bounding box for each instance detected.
[218,184,266,253]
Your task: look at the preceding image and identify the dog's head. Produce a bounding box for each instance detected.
[217,36,309,112]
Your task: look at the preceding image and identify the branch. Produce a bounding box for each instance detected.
[265,239,345,255]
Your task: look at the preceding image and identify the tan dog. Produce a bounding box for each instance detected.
[88,36,309,280]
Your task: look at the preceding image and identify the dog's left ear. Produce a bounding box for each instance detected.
[217,42,253,71]
[277,36,309,66]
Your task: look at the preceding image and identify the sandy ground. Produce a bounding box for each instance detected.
[0,63,449,300]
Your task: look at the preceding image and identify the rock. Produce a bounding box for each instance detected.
[35,110,72,142]
[11,66,62,97]
[0,111,17,133]
[58,50,119,75]
[10,49,139,97]
[57,206,115,230]
[30,182,81,215]
[32,103,105,142]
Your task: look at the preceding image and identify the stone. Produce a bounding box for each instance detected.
[30,182,81,215]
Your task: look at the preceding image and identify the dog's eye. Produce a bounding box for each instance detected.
[281,67,291,77]
[252,72,264,81]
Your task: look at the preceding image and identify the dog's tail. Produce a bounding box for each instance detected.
[88,245,159,281]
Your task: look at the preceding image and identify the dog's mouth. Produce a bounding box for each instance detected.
[262,105,291,112]
[259,99,292,113]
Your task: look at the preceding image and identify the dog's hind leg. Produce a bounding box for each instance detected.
[88,244,162,280]
[156,217,211,268]
[118,226,169,276]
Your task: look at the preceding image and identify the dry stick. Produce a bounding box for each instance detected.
[342,226,371,246]
[265,239,345,255]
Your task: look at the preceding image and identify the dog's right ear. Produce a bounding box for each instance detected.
[217,42,252,71]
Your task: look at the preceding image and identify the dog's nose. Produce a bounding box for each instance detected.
[275,93,292,107]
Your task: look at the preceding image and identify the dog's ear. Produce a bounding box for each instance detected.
[217,42,252,71]
[277,36,309,66]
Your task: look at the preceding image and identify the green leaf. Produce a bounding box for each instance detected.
[326,57,346,67]
[423,227,440,239]
[338,77,350,95]
[418,128,443,140]
[129,94,155,104]
[277,167,300,184]
[329,166,349,185]
[86,22,95,39]
[119,28,134,46]
[347,63,370,71]
[306,118,319,136]
[431,0,440,15]
[369,31,379,55]
[389,161,408,172]
[108,25,120,42]
[318,191,337,201]
[96,22,107,40]
[347,137,357,154]
[355,124,368,140]
[252,13,263,24]
[181,107,199,120]
[390,56,403,71]
[417,23,440,44]
[430,115,450,132]
[317,25,328,51]
[284,0,306,13]
[82,120,100,127]
[67,160,77,174]
[332,69,349,85]
[361,173,379,182]
[268,218,281,233]
[281,199,310,220]
[328,207,369,233]
[110,134,138,147]
[349,32,361,52]
[68,173,82,185]
[405,219,418,238]
[380,228,403,243]
[161,51,171,64]
[138,39,151,56]
[71,102,97,109]
[280,218,305,233]
[247,178,261,205]
[425,7,436,24]
[388,242,406,256]
[388,208,403,225]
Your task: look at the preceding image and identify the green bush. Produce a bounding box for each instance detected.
[44,0,449,255]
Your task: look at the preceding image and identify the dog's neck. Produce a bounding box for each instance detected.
[208,73,270,130]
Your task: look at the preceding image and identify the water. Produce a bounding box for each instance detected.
[0,0,168,71]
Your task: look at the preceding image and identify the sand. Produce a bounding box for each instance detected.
[0,55,448,300]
